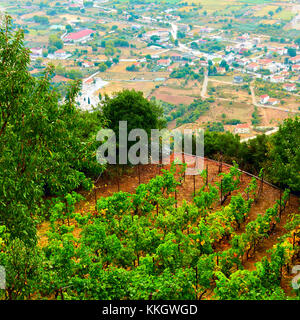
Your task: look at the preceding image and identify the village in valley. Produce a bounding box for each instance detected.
[2,0,300,140]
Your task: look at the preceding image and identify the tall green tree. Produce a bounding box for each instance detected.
[0,16,104,244]
[268,117,300,191]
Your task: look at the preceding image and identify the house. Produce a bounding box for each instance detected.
[233,76,244,84]
[234,123,250,134]
[246,62,259,72]
[224,53,235,64]
[50,25,65,31]
[53,50,68,59]
[69,3,82,9]
[142,30,169,42]
[266,64,278,74]
[199,61,209,67]
[280,70,290,77]
[239,47,249,55]
[267,98,279,106]
[170,53,182,61]
[292,64,300,72]
[289,55,300,64]
[258,59,278,73]
[82,61,94,68]
[226,45,234,52]
[199,27,214,33]
[52,75,72,83]
[283,83,296,92]
[270,47,287,55]
[63,29,94,43]
[260,94,269,104]
[177,23,190,32]
[288,44,299,50]
[235,58,249,67]
[217,67,226,74]
[270,75,285,83]
[131,24,142,31]
[157,59,171,67]
[237,33,249,42]
[30,47,43,59]
[258,58,273,65]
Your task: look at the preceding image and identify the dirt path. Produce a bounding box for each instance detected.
[201,72,208,99]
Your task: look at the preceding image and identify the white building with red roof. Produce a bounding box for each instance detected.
[270,75,285,83]
[267,98,279,106]
[63,29,94,43]
[283,83,297,92]
[246,62,259,72]
[260,94,269,104]
[82,61,94,68]
[290,55,300,64]
[54,49,69,59]
[234,123,250,134]
[142,29,170,42]
[30,47,43,59]
[292,64,300,72]
[157,59,171,67]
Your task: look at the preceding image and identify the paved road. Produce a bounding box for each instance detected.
[240,127,279,143]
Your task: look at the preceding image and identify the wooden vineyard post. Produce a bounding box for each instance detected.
[261,170,264,192]
[182,152,185,182]
[218,155,223,174]
[193,174,196,196]
[279,189,282,219]
[220,179,223,204]
[175,188,177,209]
[195,266,198,300]
[157,163,161,176]
[117,166,120,192]
[138,163,141,184]
[206,163,208,186]
[94,187,98,213]
[293,232,296,251]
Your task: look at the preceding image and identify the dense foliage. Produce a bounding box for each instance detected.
[0,17,299,301]
[194,119,300,193]
[0,17,105,244]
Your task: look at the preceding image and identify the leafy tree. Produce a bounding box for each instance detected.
[33,16,49,25]
[49,34,63,50]
[287,48,297,57]
[101,89,165,162]
[0,16,104,243]
[268,117,300,191]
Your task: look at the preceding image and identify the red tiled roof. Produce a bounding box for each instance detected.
[268,98,279,103]
[55,49,66,54]
[52,75,72,83]
[283,83,296,87]
[290,55,300,61]
[64,29,94,41]
[236,123,250,128]
[157,59,170,64]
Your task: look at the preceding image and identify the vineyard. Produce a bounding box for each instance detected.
[34,156,300,300]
